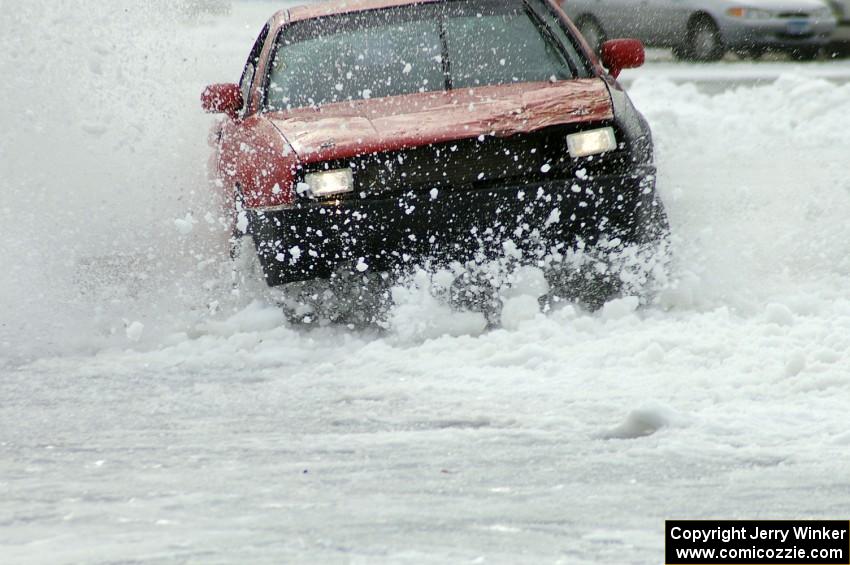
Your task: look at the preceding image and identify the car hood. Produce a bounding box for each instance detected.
[266,79,614,164]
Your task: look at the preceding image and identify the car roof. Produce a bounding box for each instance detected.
[276,0,447,24]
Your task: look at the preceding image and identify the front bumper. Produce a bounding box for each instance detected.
[720,16,836,49]
[247,167,664,286]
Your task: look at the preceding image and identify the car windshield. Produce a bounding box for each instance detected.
[265,0,589,111]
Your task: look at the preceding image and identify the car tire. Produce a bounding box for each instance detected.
[687,17,724,62]
[578,17,606,56]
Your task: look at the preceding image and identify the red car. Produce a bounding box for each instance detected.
[202,0,667,299]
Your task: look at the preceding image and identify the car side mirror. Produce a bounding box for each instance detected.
[600,39,645,79]
[201,83,243,119]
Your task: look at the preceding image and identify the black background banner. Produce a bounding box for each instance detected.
[666,520,850,564]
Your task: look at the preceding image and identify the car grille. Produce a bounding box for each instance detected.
[778,11,812,18]
[298,123,631,201]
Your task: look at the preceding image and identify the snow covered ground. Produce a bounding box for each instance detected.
[2,1,850,563]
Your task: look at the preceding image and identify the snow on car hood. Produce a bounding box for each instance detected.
[266,79,613,163]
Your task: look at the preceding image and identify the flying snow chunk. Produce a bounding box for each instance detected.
[388,272,487,342]
[785,351,806,376]
[765,303,794,326]
[540,163,551,173]
[501,295,540,330]
[81,121,108,137]
[356,259,369,272]
[601,404,685,439]
[402,62,412,74]
[174,212,197,235]
[126,321,144,342]
[430,188,439,200]
[601,296,640,320]
[235,210,249,234]
[641,342,665,364]
[502,266,549,299]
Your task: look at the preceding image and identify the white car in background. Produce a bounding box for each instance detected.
[561,0,837,60]
[181,0,231,17]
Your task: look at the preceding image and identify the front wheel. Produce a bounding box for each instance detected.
[687,17,724,61]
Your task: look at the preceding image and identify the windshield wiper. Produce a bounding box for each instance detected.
[438,11,453,91]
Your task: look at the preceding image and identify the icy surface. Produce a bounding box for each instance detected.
[2,1,850,563]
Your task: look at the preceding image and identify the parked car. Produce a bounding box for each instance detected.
[561,0,837,60]
[181,0,231,17]
[202,0,668,302]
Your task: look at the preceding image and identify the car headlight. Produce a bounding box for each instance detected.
[567,127,617,158]
[727,7,773,19]
[303,168,354,198]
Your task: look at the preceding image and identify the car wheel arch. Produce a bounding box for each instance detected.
[688,12,721,37]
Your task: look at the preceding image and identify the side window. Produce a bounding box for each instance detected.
[239,23,270,116]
